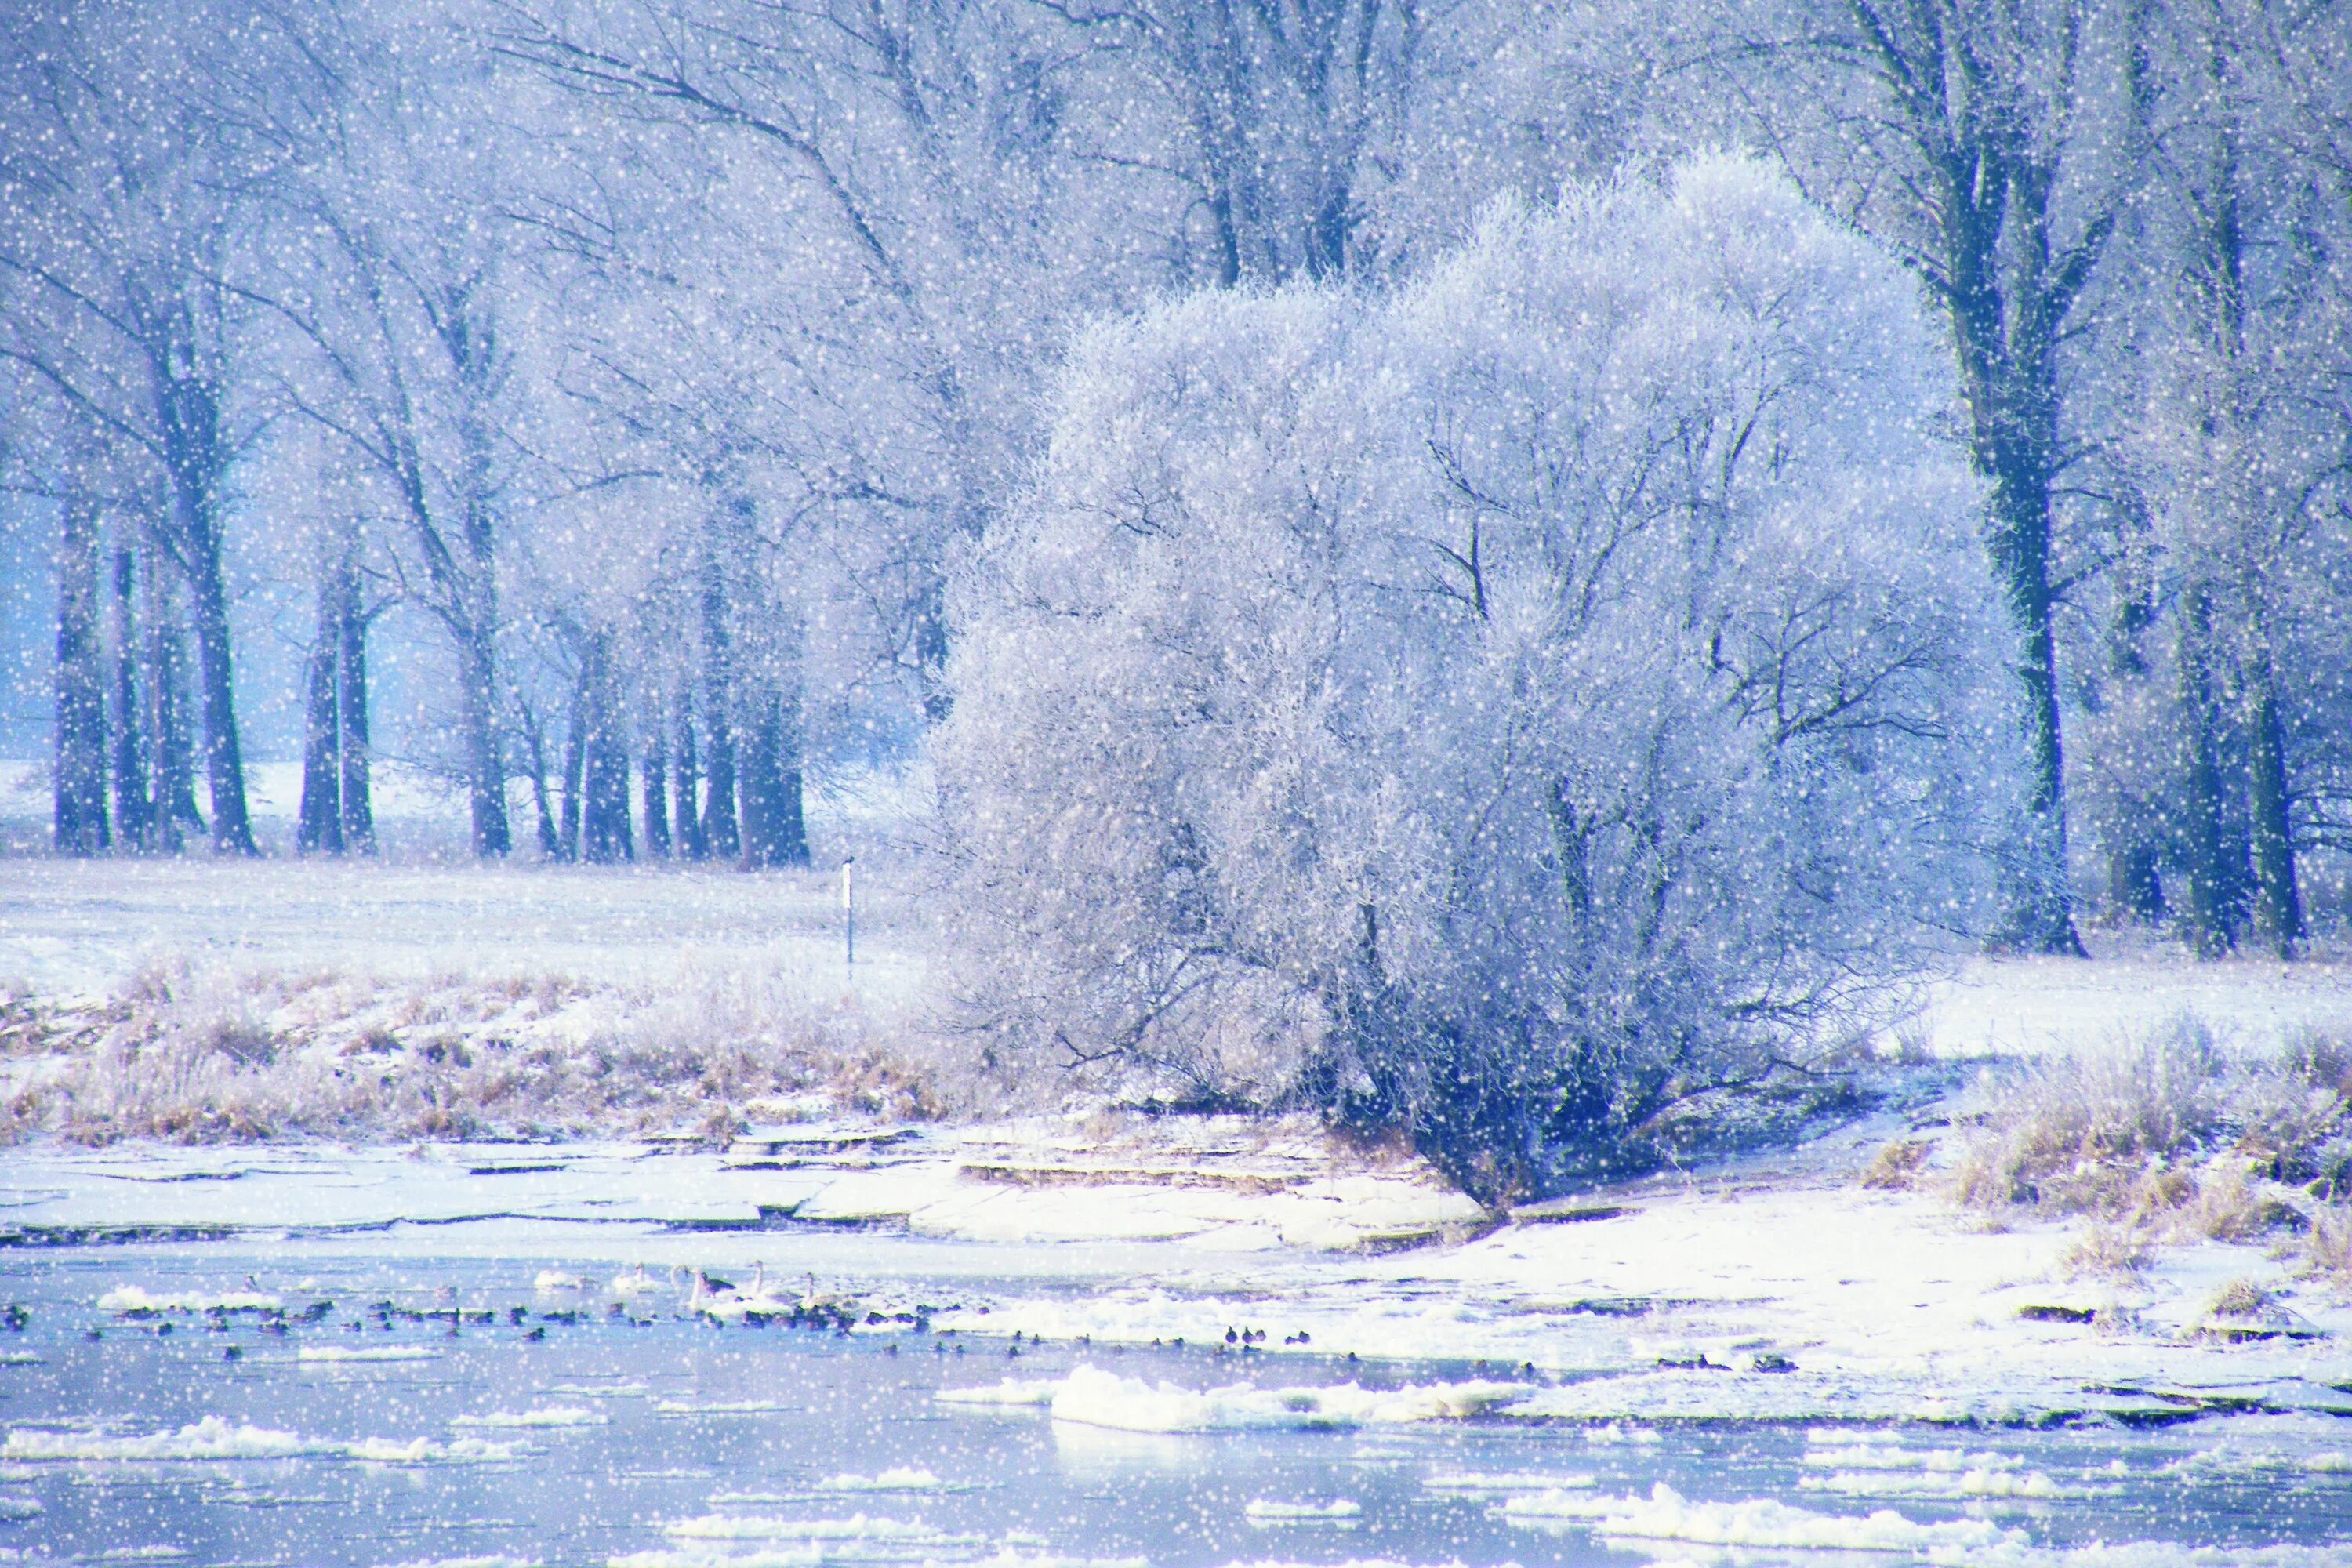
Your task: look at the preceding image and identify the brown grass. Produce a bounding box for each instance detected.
[1,959,946,1146]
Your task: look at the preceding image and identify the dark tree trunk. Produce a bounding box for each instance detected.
[53,497,109,856]
[673,710,706,862]
[580,633,632,864]
[521,705,561,858]
[173,492,255,855]
[737,679,810,871]
[2244,652,2303,957]
[2103,554,2165,924]
[458,637,508,858]
[335,559,375,853]
[2176,586,2243,958]
[699,557,740,861]
[557,672,586,864]
[146,562,201,852]
[641,706,670,859]
[296,586,343,855]
[110,546,152,851]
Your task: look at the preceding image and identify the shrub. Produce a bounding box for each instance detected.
[938,155,2014,1205]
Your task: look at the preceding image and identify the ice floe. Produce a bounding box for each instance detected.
[1799,1467,2087,1500]
[1422,1472,1595,1493]
[297,1345,440,1363]
[2,1417,524,1467]
[653,1400,797,1416]
[451,1407,607,1429]
[96,1286,281,1314]
[1504,1482,2022,1552]
[659,1514,982,1547]
[0,1497,37,1520]
[935,1379,1061,1407]
[1243,1499,1360,1522]
[546,1382,651,1398]
[343,1436,523,1465]
[938,1365,1525,1433]
[815,1468,952,1493]
[2,1417,331,1461]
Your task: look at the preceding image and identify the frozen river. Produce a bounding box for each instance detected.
[3,1253,2350,1567]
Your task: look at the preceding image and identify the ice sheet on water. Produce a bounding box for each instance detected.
[376,1559,543,1568]
[0,1355,42,1367]
[297,1345,439,1363]
[450,1407,606,1428]
[0,1497,38,1519]
[653,1400,797,1416]
[1504,1481,2022,1552]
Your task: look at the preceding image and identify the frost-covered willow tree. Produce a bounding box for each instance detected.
[938,158,2017,1201]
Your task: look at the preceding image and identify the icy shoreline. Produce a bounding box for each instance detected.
[5,1108,2347,1435]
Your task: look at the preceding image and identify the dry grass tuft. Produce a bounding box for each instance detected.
[2305,1211,2352,1292]
[1951,1018,2225,1211]
[2205,1277,2274,1320]
[2061,1221,2151,1279]
[1860,1138,1933,1189]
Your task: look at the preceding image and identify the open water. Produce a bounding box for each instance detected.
[1,1253,2348,1566]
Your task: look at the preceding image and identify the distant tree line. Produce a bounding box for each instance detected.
[1,0,2348,960]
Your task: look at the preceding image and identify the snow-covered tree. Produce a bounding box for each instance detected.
[938,157,2017,1201]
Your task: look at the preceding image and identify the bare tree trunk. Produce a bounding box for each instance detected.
[557,666,587,863]
[2244,651,2303,957]
[336,557,375,854]
[640,701,670,859]
[520,702,560,858]
[146,559,201,853]
[738,677,810,871]
[175,486,256,855]
[456,637,507,857]
[699,556,740,861]
[580,632,633,864]
[296,575,343,855]
[2176,586,2243,957]
[53,496,109,856]
[673,709,706,861]
[110,546,152,851]
[2103,551,2165,923]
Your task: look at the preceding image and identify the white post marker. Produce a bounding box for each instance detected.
[842,856,855,972]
